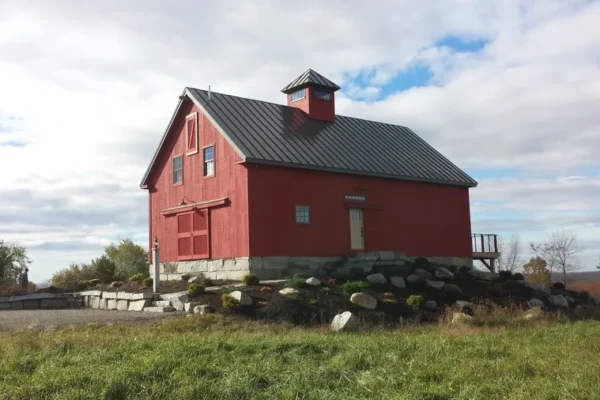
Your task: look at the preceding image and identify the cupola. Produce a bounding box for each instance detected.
[281,69,340,122]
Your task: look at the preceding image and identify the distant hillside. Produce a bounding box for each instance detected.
[563,271,598,283]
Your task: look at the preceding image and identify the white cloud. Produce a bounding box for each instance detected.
[0,0,599,280]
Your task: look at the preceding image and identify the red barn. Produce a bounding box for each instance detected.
[140,69,482,280]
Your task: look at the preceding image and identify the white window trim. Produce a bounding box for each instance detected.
[203,145,215,177]
[185,112,199,156]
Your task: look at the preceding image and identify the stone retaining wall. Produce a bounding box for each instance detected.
[0,293,83,310]
[0,291,154,312]
[158,252,473,281]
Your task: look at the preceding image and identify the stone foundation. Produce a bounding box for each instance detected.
[158,252,473,281]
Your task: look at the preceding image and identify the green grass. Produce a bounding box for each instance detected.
[1,316,600,399]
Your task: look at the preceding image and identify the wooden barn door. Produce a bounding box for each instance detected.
[349,208,364,250]
[177,210,210,260]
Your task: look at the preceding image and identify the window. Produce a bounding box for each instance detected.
[295,205,310,224]
[203,146,214,177]
[345,194,366,201]
[290,89,305,102]
[313,90,331,100]
[185,113,198,155]
[173,155,183,184]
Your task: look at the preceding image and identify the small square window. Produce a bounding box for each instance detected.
[203,146,215,177]
[313,90,331,101]
[290,89,305,102]
[295,205,310,224]
[173,155,183,184]
[345,194,366,201]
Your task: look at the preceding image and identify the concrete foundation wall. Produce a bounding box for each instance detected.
[159,253,474,281]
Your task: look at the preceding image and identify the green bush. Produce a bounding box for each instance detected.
[414,257,430,269]
[512,272,525,281]
[407,295,425,309]
[498,270,513,281]
[242,274,260,286]
[341,281,369,297]
[181,274,191,281]
[194,273,213,287]
[287,273,308,289]
[188,283,205,296]
[221,294,240,309]
[457,265,471,274]
[142,278,153,288]
[552,282,566,290]
[75,281,88,291]
[129,273,144,283]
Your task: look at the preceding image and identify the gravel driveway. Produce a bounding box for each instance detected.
[0,309,180,331]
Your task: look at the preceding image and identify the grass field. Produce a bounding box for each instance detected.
[1,315,600,400]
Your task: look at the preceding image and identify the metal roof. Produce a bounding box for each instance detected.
[168,88,477,188]
[281,69,341,93]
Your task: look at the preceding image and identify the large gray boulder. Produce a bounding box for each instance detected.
[525,282,551,295]
[414,268,433,280]
[523,307,545,320]
[468,269,498,281]
[527,298,545,309]
[451,312,474,325]
[455,300,474,311]
[193,304,213,315]
[548,294,569,308]
[426,280,445,290]
[305,277,321,286]
[390,276,405,288]
[424,300,437,308]
[443,284,461,294]
[350,292,377,310]
[279,288,300,296]
[434,267,454,280]
[331,311,358,332]
[366,273,387,285]
[230,291,252,306]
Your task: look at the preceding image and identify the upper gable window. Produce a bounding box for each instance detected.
[203,146,215,177]
[185,113,198,155]
[313,90,331,101]
[290,89,305,102]
[173,155,183,185]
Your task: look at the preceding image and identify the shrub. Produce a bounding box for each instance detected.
[260,286,273,292]
[384,292,395,298]
[309,298,318,305]
[447,265,458,273]
[414,257,430,269]
[181,274,191,281]
[345,267,367,281]
[407,295,425,309]
[142,278,153,288]
[383,298,398,304]
[457,265,471,274]
[129,273,144,283]
[321,287,331,294]
[194,274,213,287]
[287,273,308,289]
[188,283,205,296]
[221,294,240,309]
[341,281,369,297]
[498,270,513,281]
[512,272,525,281]
[242,274,260,286]
[552,282,566,290]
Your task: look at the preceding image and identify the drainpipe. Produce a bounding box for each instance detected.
[152,237,160,293]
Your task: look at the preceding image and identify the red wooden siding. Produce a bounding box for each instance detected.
[146,99,249,263]
[247,164,472,258]
[287,86,335,122]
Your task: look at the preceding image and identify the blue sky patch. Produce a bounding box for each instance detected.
[436,35,488,52]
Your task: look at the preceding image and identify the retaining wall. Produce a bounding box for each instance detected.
[0,290,154,311]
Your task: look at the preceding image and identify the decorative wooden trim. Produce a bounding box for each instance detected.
[161,197,228,216]
[185,112,199,156]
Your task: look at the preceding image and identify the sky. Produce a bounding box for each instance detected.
[1,0,599,282]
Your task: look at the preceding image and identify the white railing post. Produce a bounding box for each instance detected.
[152,237,160,293]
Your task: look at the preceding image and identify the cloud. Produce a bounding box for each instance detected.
[0,0,599,280]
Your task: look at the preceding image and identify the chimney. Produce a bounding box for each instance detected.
[281,69,340,123]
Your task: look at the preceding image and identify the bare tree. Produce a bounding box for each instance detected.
[531,230,582,286]
[497,234,523,272]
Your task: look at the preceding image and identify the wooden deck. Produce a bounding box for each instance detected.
[472,233,500,272]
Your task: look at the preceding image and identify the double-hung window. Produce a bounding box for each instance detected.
[173,155,183,184]
[203,146,215,177]
[295,205,310,224]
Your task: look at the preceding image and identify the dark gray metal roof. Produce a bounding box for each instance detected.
[180,88,477,188]
[281,69,341,93]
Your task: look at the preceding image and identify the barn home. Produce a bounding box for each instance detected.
[141,69,498,280]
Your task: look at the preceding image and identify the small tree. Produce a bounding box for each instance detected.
[104,238,149,279]
[51,263,96,289]
[0,239,31,283]
[497,234,523,272]
[92,255,117,283]
[523,256,551,285]
[531,230,582,286]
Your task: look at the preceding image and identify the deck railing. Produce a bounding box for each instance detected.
[472,233,498,254]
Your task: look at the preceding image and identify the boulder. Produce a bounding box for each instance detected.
[350,292,377,310]
[434,267,454,280]
[528,298,545,309]
[188,276,201,284]
[305,277,321,286]
[230,291,252,306]
[548,294,569,308]
[331,311,358,332]
[116,300,129,311]
[443,284,461,294]
[184,302,203,313]
[89,279,101,285]
[451,312,474,325]
[406,274,420,283]
[366,273,387,285]
[390,276,405,289]
[414,268,433,280]
[455,300,474,311]
[279,288,300,296]
[523,307,545,320]
[565,295,575,304]
[109,281,124,288]
[468,269,498,281]
[193,304,213,315]
[524,282,551,295]
[128,299,150,311]
[424,300,437,308]
[426,280,445,290]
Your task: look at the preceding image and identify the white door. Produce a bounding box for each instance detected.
[349,208,364,250]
